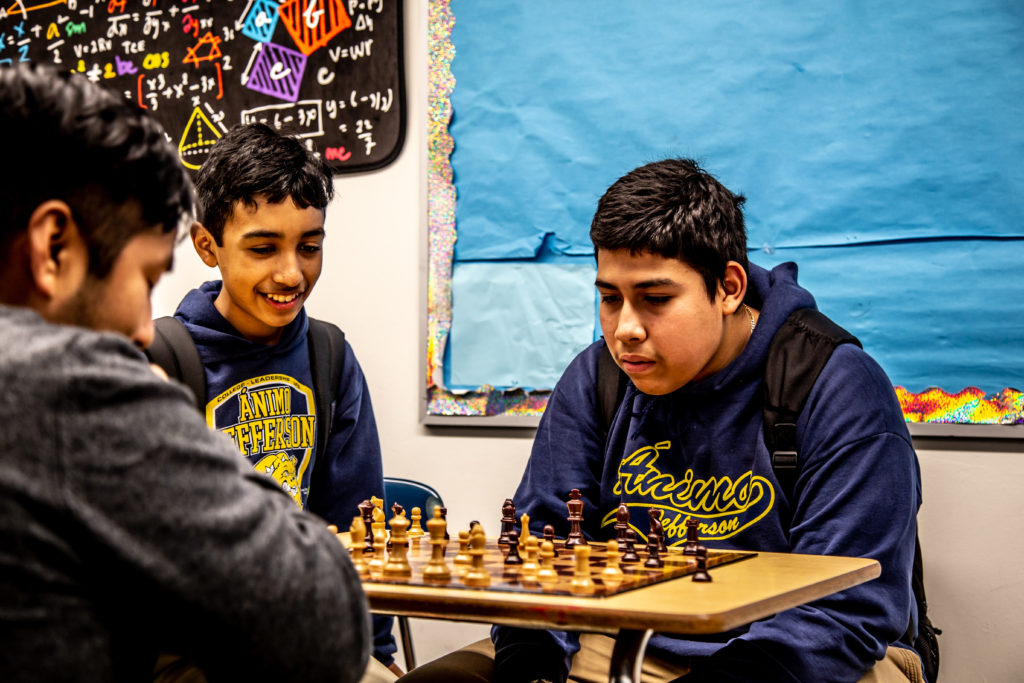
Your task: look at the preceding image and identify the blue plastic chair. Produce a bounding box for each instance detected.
[382,477,445,671]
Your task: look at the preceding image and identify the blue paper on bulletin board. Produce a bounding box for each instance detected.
[448,262,596,390]
[446,0,1024,394]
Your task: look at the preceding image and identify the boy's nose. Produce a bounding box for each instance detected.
[615,303,646,343]
[134,317,156,350]
[273,256,303,287]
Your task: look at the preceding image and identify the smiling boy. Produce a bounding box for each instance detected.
[151,123,399,677]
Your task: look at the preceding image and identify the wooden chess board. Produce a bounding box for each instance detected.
[357,536,755,598]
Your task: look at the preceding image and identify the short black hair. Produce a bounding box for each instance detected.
[0,63,194,279]
[590,158,748,300]
[195,123,334,244]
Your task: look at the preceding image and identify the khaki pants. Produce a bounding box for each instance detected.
[153,652,398,683]
[398,636,923,683]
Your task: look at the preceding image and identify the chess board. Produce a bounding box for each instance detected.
[358,536,755,598]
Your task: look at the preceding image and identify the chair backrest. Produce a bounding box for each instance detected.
[383,477,445,520]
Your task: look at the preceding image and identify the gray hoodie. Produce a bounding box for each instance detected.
[0,305,371,682]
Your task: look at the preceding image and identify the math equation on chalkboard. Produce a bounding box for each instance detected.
[0,0,406,175]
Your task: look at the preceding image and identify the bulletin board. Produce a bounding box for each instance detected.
[0,0,405,175]
[425,1,1024,426]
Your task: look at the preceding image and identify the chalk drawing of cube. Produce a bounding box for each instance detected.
[241,0,281,43]
[246,42,307,103]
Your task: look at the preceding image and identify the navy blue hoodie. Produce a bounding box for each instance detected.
[493,263,922,683]
[174,281,396,665]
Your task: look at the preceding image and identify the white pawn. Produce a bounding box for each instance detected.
[570,544,594,594]
[601,539,624,589]
[537,540,559,586]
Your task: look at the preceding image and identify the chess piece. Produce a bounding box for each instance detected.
[386,502,406,551]
[368,527,387,576]
[439,506,450,540]
[463,525,491,587]
[348,516,368,577]
[504,530,523,565]
[683,518,700,556]
[542,524,559,557]
[423,506,451,581]
[692,545,712,582]
[537,540,559,585]
[358,499,375,552]
[498,498,516,545]
[644,533,664,569]
[614,503,630,551]
[452,529,472,577]
[518,513,533,554]
[569,544,594,594]
[601,539,624,587]
[384,508,412,578]
[520,536,541,580]
[565,488,588,547]
[408,507,425,541]
[621,529,640,563]
[649,508,668,553]
[370,496,385,524]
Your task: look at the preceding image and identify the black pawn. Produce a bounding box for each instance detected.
[692,545,712,582]
[504,530,523,565]
[683,518,700,556]
[439,506,449,540]
[644,533,664,568]
[621,529,640,563]
[543,524,559,558]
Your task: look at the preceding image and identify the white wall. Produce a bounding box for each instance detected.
[152,2,1024,678]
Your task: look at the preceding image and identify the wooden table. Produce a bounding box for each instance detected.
[360,548,880,683]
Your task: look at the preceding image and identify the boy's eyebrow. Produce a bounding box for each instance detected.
[239,227,326,240]
[595,277,678,289]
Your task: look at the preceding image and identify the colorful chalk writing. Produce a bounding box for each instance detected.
[0,0,405,174]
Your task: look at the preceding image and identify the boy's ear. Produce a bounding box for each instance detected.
[719,261,748,315]
[26,200,84,299]
[191,221,219,268]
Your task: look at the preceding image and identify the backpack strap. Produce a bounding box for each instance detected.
[305,318,346,509]
[762,308,861,497]
[146,316,206,410]
[597,340,629,439]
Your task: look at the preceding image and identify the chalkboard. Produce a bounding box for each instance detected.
[0,0,405,175]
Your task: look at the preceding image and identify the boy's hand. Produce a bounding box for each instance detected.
[149,363,170,381]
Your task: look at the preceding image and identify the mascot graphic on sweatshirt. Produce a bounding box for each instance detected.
[206,374,316,507]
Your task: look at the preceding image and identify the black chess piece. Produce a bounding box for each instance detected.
[504,530,523,565]
[644,533,664,568]
[358,499,374,552]
[542,524,559,558]
[649,508,668,553]
[615,503,630,551]
[439,506,449,540]
[565,488,588,548]
[692,545,712,582]
[683,517,700,556]
[498,498,516,546]
[621,529,640,563]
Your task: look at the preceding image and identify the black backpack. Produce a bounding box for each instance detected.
[145,316,346,514]
[597,307,940,682]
